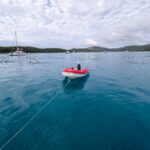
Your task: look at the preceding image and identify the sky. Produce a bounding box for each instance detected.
[0,0,150,49]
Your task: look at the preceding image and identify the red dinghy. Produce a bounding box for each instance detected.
[62,67,89,79]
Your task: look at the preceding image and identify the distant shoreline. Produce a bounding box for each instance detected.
[0,51,150,54]
[0,44,150,53]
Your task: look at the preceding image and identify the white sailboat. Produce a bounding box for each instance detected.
[9,31,25,56]
[65,50,70,54]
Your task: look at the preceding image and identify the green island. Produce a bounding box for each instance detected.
[0,44,150,53]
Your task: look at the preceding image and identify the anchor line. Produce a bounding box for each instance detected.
[0,92,59,150]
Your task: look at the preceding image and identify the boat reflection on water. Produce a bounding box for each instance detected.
[62,74,89,94]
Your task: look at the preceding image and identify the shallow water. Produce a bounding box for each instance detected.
[0,52,150,150]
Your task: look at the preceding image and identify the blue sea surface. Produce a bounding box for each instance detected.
[0,52,150,150]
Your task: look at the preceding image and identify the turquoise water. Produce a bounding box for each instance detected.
[0,52,150,150]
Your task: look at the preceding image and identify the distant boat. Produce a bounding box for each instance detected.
[9,31,25,56]
[65,51,70,54]
[9,48,25,56]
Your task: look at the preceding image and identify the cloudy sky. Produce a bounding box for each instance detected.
[0,0,150,49]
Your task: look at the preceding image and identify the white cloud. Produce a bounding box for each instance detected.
[85,39,98,46]
[0,0,150,48]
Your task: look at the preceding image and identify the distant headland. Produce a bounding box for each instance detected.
[0,44,150,53]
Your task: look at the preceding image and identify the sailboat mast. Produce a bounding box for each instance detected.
[15,31,18,48]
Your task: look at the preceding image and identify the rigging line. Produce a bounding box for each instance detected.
[0,92,59,150]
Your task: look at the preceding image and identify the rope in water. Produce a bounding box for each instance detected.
[0,93,59,150]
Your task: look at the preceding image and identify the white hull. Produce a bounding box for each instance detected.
[9,51,25,56]
[62,72,88,79]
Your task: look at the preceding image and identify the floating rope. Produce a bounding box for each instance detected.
[0,92,59,150]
